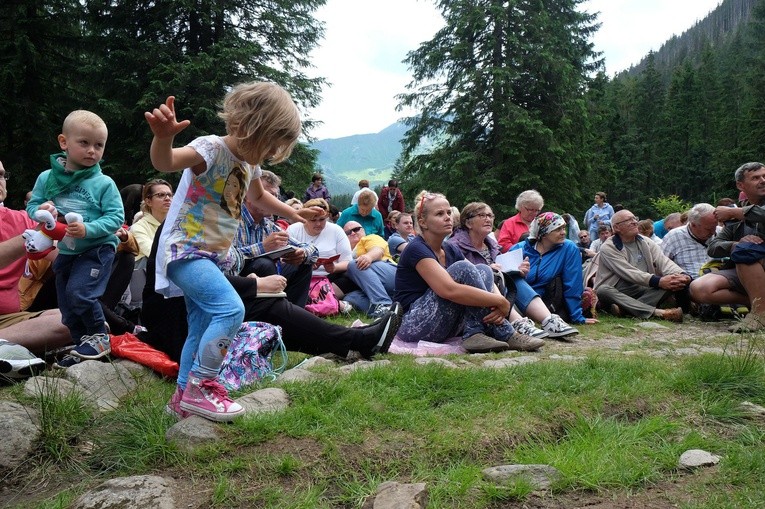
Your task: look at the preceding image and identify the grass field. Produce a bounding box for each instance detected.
[1,313,764,508]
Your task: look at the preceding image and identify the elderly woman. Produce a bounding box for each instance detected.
[497,189,544,252]
[287,198,355,309]
[449,202,572,339]
[394,191,544,353]
[509,212,598,333]
[337,189,385,237]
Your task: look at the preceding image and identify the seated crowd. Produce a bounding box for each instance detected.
[3,159,765,415]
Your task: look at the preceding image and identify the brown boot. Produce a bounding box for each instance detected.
[505,332,545,352]
[660,307,684,323]
[728,312,765,333]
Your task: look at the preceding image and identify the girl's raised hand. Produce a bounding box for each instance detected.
[144,96,191,139]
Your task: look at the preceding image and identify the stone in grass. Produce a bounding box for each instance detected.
[362,481,428,509]
[482,464,561,490]
[237,387,290,414]
[678,449,721,470]
[71,475,175,509]
[739,401,765,419]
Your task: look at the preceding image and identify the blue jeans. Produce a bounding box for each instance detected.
[53,244,115,342]
[167,258,244,389]
[508,274,542,313]
[346,259,396,314]
[397,261,514,343]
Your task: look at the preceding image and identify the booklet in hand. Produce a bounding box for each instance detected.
[316,253,341,265]
[255,245,296,260]
[495,249,523,275]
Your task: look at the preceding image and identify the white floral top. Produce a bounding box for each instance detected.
[155,135,261,297]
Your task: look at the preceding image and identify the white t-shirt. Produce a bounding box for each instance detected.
[287,221,352,276]
[351,188,377,205]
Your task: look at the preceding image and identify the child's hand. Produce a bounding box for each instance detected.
[144,96,191,139]
[296,206,325,223]
[65,221,86,239]
[38,202,58,220]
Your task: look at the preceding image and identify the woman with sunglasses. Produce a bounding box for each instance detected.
[394,191,544,353]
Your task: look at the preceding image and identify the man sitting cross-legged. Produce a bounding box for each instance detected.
[690,161,765,332]
[234,171,318,307]
[594,209,690,322]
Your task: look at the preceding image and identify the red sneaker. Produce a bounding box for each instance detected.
[179,376,244,422]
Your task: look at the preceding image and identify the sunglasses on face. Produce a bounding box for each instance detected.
[345,226,363,236]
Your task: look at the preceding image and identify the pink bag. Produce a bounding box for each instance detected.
[305,275,340,317]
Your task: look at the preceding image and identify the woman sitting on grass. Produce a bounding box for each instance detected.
[393,191,543,353]
[509,212,597,334]
[448,201,577,339]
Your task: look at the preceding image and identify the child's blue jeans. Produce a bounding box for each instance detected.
[53,244,115,342]
[167,258,244,389]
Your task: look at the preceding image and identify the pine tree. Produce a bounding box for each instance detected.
[396,0,601,217]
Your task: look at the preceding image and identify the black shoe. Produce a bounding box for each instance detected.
[360,302,403,358]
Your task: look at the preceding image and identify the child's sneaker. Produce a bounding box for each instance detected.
[70,333,111,360]
[180,376,244,422]
[52,353,83,369]
[165,386,190,419]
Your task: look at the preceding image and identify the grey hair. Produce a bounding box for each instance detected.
[687,203,714,224]
[515,190,544,211]
[734,162,765,182]
[260,170,282,188]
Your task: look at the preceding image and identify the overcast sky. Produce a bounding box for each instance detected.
[307,0,722,140]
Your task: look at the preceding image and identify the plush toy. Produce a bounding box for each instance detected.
[22,209,83,260]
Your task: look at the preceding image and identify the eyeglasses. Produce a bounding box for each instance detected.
[345,226,363,236]
[150,192,173,199]
[523,206,541,213]
[470,212,495,220]
[0,172,9,181]
[614,216,639,226]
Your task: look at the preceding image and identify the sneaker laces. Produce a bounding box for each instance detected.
[199,378,234,404]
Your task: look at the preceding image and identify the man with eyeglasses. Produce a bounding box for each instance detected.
[497,189,544,252]
[0,161,72,381]
[341,221,397,318]
[594,209,690,323]
[234,171,319,307]
[690,162,765,332]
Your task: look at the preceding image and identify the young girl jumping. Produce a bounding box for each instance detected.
[145,82,309,422]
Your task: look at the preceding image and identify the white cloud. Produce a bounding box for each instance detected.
[308,0,723,140]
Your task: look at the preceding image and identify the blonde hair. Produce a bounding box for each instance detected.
[303,198,329,213]
[358,189,377,207]
[62,110,107,135]
[413,190,447,234]
[285,197,303,209]
[219,82,301,165]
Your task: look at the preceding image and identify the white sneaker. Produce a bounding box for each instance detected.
[511,317,548,339]
[541,314,578,339]
[0,339,46,381]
